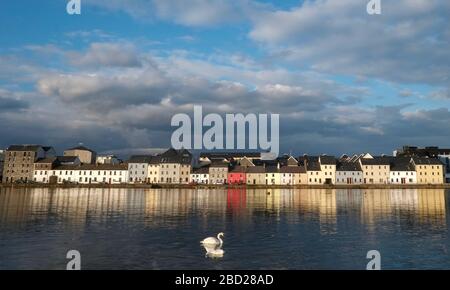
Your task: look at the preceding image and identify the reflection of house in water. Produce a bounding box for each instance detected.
[292,189,337,234]
[0,187,135,228]
[227,188,246,211]
[143,188,228,228]
[361,189,446,229]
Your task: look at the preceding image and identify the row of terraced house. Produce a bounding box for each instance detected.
[1,144,449,185]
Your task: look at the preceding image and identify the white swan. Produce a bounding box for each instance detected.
[205,247,225,258]
[202,243,225,258]
[200,232,224,247]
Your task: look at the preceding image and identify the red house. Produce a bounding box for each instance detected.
[227,166,246,185]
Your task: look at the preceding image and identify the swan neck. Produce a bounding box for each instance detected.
[217,234,223,245]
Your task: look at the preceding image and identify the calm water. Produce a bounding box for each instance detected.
[0,187,449,270]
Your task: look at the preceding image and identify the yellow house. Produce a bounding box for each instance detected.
[319,155,336,184]
[359,155,390,184]
[246,166,266,185]
[147,156,160,183]
[302,156,322,184]
[412,157,444,184]
[265,166,281,185]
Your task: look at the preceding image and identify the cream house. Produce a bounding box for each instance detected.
[208,159,229,184]
[280,165,307,185]
[64,145,96,164]
[412,157,444,184]
[319,155,336,184]
[302,156,323,185]
[265,166,281,185]
[159,148,192,184]
[246,166,266,185]
[359,155,390,184]
[147,155,161,184]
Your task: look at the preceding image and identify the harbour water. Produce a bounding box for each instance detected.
[0,188,449,269]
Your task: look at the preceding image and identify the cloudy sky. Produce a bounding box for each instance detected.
[0,0,449,157]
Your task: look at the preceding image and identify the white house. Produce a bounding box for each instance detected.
[34,164,128,184]
[147,155,161,184]
[389,158,417,184]
[190,166,209,184]
[96,155,120,165]
[336,162,363,185]
[128,155,153,183]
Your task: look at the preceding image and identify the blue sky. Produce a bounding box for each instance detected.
[0,0,449,156]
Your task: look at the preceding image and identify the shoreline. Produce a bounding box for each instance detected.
[1,183,450,190]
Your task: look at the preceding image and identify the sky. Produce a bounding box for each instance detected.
[0,0,449,157]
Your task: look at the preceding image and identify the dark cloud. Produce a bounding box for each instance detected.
[0,95,28,112]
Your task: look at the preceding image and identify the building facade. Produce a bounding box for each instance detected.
[34,164,128,184]
[412,157,444,184]
[228,166,246,184]
[246,166,266,185]
[319,155,336,184]
[336,162,363,185]
[280,166,307,185]
[265,166,281,185]
[208,160,229,184]
[158,149,192,184]
[190,166,209,184]
[389,158,417,184]
[2,145,55,183]
[128,155,153,183]
[64,145,96,164]
[147,156,161,184]
[96,155,120,165]
[359,156,390,184]
[0,149,4,182]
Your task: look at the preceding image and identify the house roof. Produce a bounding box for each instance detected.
[128,155,154,163]
[53,164,128,171]
[265,166,279,173]
[159,148,192,164]
[412,157,443,165]
[192,166,209,174]
[7,145,43,152]
[42,146,54,152]
[280,166,305,173]
[360,156,391,165]
[56,156,79,163]
[66,145,95,153]
[148,155,161,164]
[209,159,229,168]
[252,159,279,167]
[319,155,336,165]
[246,166,265,173]
[35,157,57,164]
[200,152,261,159]
[229,165,246,173]
[336,162,362,171]
[276,155,298,166]
[300,156,321,171]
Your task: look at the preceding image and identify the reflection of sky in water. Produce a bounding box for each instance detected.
[0,188,449,269]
